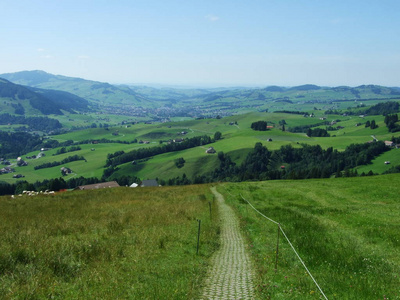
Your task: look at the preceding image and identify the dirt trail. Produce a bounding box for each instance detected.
[202,187,255,299]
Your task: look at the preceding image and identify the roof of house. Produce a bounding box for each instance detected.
[206,147,216,153]
[140,179,159,187]
[75,181,120,190]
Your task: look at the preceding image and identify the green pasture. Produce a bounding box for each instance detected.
[219,174,400,299]
[1,143,147,184]
[2,111,399,184]
[0,185,218,299]
[111,145,220,182]
[356,148,400,174]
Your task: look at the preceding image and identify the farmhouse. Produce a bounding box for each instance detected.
[75,181,120,190]
[60,167,72,176]
[206,147,216,154]
[385,141,395,147]
[140,179,159,187]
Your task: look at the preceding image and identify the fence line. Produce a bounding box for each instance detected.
[235,192,329,300]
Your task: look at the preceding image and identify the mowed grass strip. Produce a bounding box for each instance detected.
[0,185,219,299]
[219,174,400,299]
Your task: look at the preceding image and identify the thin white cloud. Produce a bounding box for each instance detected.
[77,55,90,59]
[205,14,219,22]
[40,55,53,59]
[37,48,45,52]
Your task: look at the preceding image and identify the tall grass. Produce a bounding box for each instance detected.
[220,174,400,299]
[0,185,219,299]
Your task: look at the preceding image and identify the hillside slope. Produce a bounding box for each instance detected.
[0,70,151,107]
[0,78,89,115]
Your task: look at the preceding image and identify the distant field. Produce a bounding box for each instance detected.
[3,111,400,184]
[219,174,400,299]
[0,185,218,299]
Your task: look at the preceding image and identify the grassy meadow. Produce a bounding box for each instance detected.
[219,174,400,299]
[1,174,400,299]
[0,185,219,299]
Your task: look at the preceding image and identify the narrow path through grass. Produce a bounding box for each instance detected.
[202,187,255,299]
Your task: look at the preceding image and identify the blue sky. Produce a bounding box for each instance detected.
[1,0,399,87]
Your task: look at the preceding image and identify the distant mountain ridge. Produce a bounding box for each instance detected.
[0,77,90,115]
[1,70,400,118]
[0,70,150,107]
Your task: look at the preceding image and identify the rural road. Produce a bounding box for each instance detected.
[202,187,255,299]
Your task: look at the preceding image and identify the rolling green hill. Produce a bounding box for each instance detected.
[0,70,151,107]
[1,110,398,187]
[2,71,400,119]
[0,77,90,115]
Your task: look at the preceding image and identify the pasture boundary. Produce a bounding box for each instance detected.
[219,186,329,300]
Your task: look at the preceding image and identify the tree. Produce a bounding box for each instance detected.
[370,120,377,129]
[175,157,185,168]
[214,131,222,140]
[251,121,268,131]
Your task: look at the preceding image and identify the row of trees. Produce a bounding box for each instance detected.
[159,141,390,185]
[251,121,269,131]
[306,128,330,137]
[34,155,86,170]
[384,114,400,132]
[365,120,378,129]
[54,146,81,155]
[0,132,43,158]
[0,113,62,132]
[105,135,215,168]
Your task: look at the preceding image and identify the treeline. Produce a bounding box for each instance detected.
[251,121,269,131]
[326,101,399,116]
[274,110,309,115]
[105,135,214,168]
[34,155,86,170]
[306,128,330,137]
[0,132,45,158]
[0,113,62,132]
[73,138,137,145]
[384,114,400,132]
[288,121,327,133]
[365,101,399,115]
[0,174,142,196]
[53,146,81,155]
[159,141,389,185]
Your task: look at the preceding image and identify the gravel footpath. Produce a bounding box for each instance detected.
[202,187,255,299]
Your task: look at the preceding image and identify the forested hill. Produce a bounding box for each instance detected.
[0,78,90,115]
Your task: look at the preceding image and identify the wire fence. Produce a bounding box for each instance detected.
[222,185,328,300]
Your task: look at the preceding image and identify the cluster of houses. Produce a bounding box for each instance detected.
[0,166,14,175]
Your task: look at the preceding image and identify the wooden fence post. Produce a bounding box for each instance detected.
[196,219,201,255]
[275,223,280,272]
